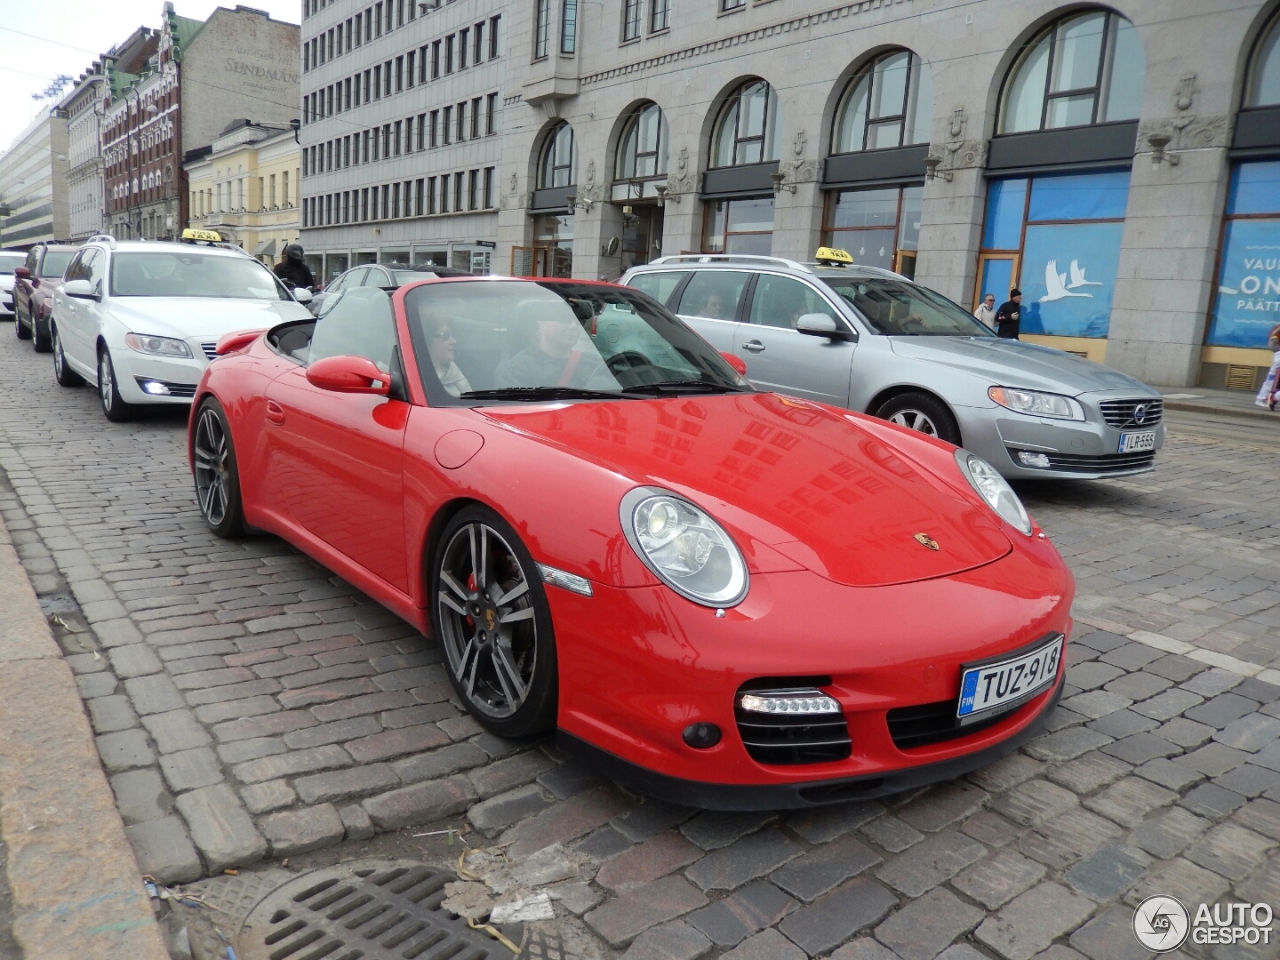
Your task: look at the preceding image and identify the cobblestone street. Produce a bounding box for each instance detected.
[1,325,1280,960]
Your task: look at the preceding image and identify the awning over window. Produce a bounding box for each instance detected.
[254,239,277,256]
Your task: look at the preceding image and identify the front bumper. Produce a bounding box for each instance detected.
[958,398,1166,480]
[545,539,1072,807]
[111,348,209,405]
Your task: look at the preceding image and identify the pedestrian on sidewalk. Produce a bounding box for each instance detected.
[974,293,997,330]
[995,289,1022,340]
[1256,320,1280,410]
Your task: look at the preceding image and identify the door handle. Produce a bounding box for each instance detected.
[742,340,765,353]
[266,400,285,424]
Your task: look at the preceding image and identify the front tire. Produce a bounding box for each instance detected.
[193,398,247,538]
[875,392,962,446]
[98,346,139,422]
[14,310,31,340]
[431,507,557,738]
[52,324,84,387]
[32,312,51,352]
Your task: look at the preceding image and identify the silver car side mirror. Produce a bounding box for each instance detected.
[796,313,853,340]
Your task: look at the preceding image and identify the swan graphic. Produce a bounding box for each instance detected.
[1039,259,1094,302]
[1067,260,1102,289]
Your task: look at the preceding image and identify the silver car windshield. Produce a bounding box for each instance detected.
[821,275,995,337]
[110,252,288,300]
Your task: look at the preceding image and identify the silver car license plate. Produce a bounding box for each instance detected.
[957,635,1063,721]
[1118,431,1156,453]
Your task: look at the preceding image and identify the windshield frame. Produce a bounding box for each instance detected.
[818,271,996,338]
[402,277,752,408]
[108,250,291,300]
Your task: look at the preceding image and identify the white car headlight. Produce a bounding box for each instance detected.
[988,386,1082,421]
[125,333,193,358]
[620,487,748,607]
[955,450,1032,536]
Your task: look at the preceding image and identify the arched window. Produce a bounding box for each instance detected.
[538,122,575,189]
[615,103,668,180]
[1248,10,1280,106]
[833,50,933,153]
[1000,10,1144,133]
[711,80,782,168]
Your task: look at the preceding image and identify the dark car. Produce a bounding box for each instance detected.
[307,262,471,317]
[15,243,79,352]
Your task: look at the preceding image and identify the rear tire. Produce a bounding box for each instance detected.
[98,346,140,422]
[193,398,248,538]
[32,313,51,353]
[14,311,31,340]
[52,324,83,387]
[875,392,962,446]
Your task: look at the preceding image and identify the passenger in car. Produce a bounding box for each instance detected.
[494,299,615,389]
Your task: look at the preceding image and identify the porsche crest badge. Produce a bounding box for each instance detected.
[913,533,940,551]
[484,608,497,631]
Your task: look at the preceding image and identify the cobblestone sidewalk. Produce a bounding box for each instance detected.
[1,328,1279,959]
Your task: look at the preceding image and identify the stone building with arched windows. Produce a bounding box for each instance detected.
[492,0,1280,390]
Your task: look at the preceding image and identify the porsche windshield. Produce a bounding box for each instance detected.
[404,280,749,405]
[820,275,994,337]
[109,252,289,299]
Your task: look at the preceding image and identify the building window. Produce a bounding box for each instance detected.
[446,35,455,72]
[534,0,550,58]
[428,177,437,214]
[395,120,403,155]
[416,178,425,215]
[650,0,668,32]
[457,102,467,141]
[615,101,668,179]
[538,122,575,188]
[721,0,744,10]
[622,0,641,42]
[440,173,450,212]
[976,171,1129,339]
[483,167,494,207]
[460,28,469,68]
[711,80,781,167]
[833,50,933,153]
[432,40,441,78]
[1248,10,1280,106]
[443,106,452,145]
[430,110,440,147]
[395,55,404,91]
[384,60,392,95]
[474,23,485,62]
[490,15,500,58]
[703,198,774,254]
[373,65,382,99]
[471,98,482,138]
[455,173,464,211]
[822,185,922,278]
[561,0,577,53]
[417,113,426,150]
[1000,10,1144,134]
[1207,164,1280,355]
[468,169,478,210]
[486,93,498,135]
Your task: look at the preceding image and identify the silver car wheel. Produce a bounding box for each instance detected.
[888,409,939,436]
[99,352,114,412]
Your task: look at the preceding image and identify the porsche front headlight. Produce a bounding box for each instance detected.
[955,450,1033,536]
[620,487,748,607]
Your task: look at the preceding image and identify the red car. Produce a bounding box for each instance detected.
[189,277,1073,809]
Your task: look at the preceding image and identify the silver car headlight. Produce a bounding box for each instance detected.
[620,487,748,607]
[955,450,1033,536]
[125,333,193,358]
[988,386,1083,421]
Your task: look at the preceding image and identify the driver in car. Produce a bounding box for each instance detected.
[494,300,617,390]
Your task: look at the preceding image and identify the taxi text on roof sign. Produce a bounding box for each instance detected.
[181,228,223,243]
[814,246,854,265]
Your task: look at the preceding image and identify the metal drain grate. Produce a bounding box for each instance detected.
[241,861,508,960]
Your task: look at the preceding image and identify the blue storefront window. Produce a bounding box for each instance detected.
[1207,161,1280,348]
[979,168,1130,339]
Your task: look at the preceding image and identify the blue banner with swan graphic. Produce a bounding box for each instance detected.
[1018,221,1124,339]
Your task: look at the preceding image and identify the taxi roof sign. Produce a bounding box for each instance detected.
[814,246,854,266]
[182,228,223,244]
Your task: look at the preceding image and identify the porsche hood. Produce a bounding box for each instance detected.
[480,393,1013,588]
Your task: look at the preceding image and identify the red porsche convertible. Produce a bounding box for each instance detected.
[189,276,1073,809]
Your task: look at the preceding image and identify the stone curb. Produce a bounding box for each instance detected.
[0,513,168,959]
[1162,398,1279,422]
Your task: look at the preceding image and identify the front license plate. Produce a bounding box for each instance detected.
[957,635,1063,721]
[1118,430,1156,453]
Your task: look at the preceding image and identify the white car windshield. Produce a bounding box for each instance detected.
[821,275,995,337]
[110,252,288,300]
[0,253,25,275]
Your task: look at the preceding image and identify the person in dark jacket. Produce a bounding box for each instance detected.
[995,289,1023,340]
[274,243,316,289]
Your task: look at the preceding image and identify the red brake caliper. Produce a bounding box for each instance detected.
[465,573,477,627]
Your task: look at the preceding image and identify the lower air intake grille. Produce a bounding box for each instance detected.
[735,687,852,765]
[886,700,1006,750]
[1041,450,1155,473]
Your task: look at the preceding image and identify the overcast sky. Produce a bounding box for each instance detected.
[0,0,301,153]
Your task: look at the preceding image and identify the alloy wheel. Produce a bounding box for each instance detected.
[193,406,230,527]
[99,352,114,412]
[887,409,939,436]
[54,332,64,377]
[437,522,538,719]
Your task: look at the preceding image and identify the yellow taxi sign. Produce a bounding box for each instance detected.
[182,228,223,243]
[814,246,854,265]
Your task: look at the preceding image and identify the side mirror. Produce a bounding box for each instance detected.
[796,313,852,340]
[292,287,314,304]
[306,355,391,395]
[720,352,748,376]
[13,266,29,280]
[63,279,99,301]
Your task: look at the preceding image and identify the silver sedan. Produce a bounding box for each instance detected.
[621,256,1164,480]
